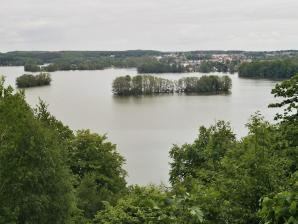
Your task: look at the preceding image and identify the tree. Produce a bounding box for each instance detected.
[216,114,289,224]
[259,171,298,224]
[93,185,204,224]
[16,73,51,88]
[68,130,127,219]
[269,74,298,122]
[24,63,41,72]
[131,75,143,95]
[112,75,131,95]
[169,115,293,224]
[238,59,298,79]
[169,121,236,187]
[0,77,75,224]
[34,99,74,143]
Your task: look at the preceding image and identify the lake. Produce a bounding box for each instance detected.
[0,67,280,185]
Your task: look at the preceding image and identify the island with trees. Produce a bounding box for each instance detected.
[112,75,232,95]
[238,58,298,79]
[16,72,51,88]
[0,74,298,223]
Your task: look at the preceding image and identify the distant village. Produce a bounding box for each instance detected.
[150,50,298,72]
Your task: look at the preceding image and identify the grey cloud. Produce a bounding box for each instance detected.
[0,0,297,51]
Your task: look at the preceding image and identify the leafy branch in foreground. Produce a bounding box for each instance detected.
[269,74,298,121]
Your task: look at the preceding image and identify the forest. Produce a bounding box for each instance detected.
[16,73,51,88]
[0,73,298,224]
[0,51,164,72]
[0,51,239,74]
[1,50,297,67]
[238,58,298,79]
[1,50,298,76]
[0,50,163,66]
[112,75,232,95]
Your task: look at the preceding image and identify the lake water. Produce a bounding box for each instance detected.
[0,67,280,185]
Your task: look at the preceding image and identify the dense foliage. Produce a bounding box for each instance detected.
[269,74,298,122]
[0,73,297,224]
[68,130,127,219]
[0,51,162,67]
[137,60,185,73]
[197,60,239,74]
[0,78,127,223]
[137,59,239,74]
[169,74,298,224]
[93,185,203,224]
[259,171,298,223]
[24,63,41,72]
[238,59,298,79]
[0,77,75,223]
[16,73,51,88]
[112,75,232,95]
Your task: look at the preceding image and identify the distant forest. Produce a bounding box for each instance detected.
[1,50,298,78]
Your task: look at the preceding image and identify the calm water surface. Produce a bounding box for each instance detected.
[1,67,280,185]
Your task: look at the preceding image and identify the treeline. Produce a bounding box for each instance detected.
[1,74,298,223]
[137,60,186,73]
[3,50,298,75]
[0,51,164,72]
[23,59,238,74]
[238,58,298,79]
[16,72,51,88]
[0,50,162,66]
[1,50,298,67]
[137,59,239,74]
[198,60,239,73]
[23,57,154,72]
[112,75,232,95]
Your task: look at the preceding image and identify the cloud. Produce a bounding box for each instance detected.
[0,0,297,51]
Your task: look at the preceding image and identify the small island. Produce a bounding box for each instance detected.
[112,75,232,95]
[16,72,52,88]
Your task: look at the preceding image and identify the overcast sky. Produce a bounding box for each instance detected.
[1,0,297,52]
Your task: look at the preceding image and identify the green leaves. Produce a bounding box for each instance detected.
[269,74,298,122]
[93,186,204,224]
[169,113,298,224]
[169,120,235,187]
[68,130,127,219]
[0,79,75,224]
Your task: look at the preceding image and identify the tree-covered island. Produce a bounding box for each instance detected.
[239,58,298,79]
[16,72,51,88]
[112,75,232,95]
